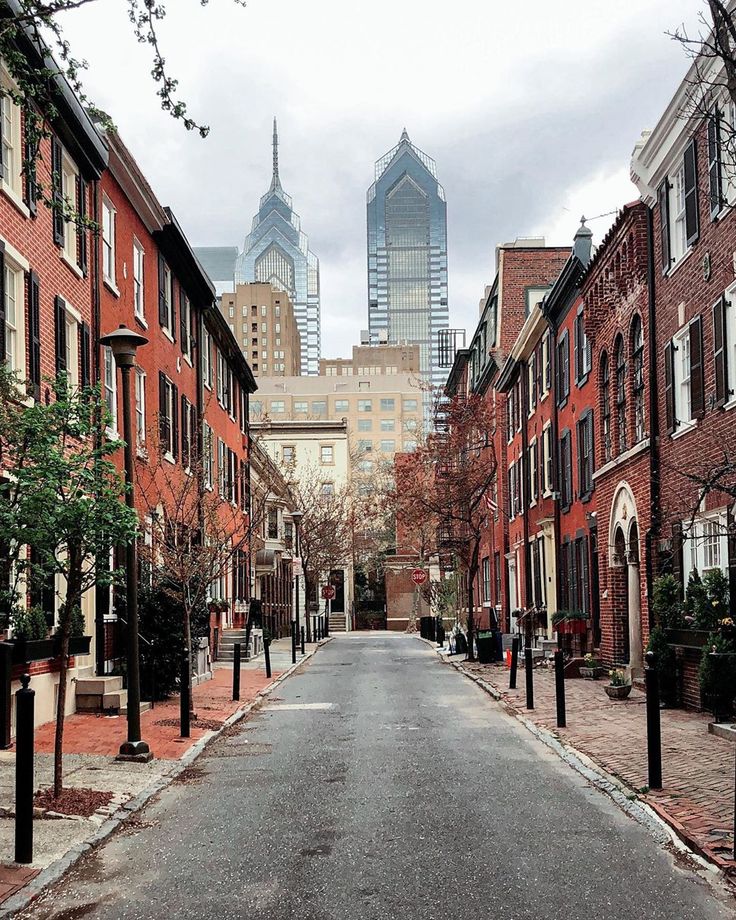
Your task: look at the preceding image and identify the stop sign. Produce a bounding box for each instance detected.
[321,585,336,600]
[411,569,428,586]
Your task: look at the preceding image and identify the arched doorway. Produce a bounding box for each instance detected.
[608,483,643,673]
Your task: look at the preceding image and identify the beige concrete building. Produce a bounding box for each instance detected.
[318,343,420,378]
[219,282,301,377]
[251,374,424,475]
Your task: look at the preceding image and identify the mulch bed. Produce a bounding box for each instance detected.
[34,787,113,817]
[154,717,224,732]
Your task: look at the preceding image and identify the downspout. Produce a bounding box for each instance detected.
[520,364,532,612]
[91,178,105,678]
[546,312,562,615]
[645,204,659,632]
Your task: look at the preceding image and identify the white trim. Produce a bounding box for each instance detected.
[61,252,84,279]
[593,438,650,482]
[0,184,29,220]
[0,236,30,272]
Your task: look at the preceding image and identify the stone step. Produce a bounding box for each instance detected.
[121,701,152,716]
[102,689,128,711]
[76,676,123,695]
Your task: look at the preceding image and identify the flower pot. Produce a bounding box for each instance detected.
[53,635,92,658]
[8,638,56,664]
[664,628,710,650]
[580,666,606,680]
[605,684,632,700]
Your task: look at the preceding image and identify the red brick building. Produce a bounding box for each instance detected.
[583,201,652,672]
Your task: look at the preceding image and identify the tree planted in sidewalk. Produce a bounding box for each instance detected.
[394,392,498,659]
[0,369,137,797]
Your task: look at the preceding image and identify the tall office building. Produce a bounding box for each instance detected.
[236,120,321,375]
[366,129,449,391]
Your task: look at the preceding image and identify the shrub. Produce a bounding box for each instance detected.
[12,606,49,641]
[651,574,684,629]
[684,569,709,626]
[699,570,730,630]
[647,625,677,706]
[699,630,736,720]
[138,577,209,701]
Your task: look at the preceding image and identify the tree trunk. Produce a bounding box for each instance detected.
[303,575,312,642]
[183,595,194,718]
[54,541,82,798]
[466,567,475,662]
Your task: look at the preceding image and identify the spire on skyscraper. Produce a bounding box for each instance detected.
[270,117,281,191]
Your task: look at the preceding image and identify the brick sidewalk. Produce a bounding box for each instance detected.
[456,657,735,872]
[32,665,282,760]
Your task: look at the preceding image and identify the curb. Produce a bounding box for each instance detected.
[421,637,726,880]
[0,638,332,918]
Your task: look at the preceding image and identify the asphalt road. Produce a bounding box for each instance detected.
[20,634,734,919]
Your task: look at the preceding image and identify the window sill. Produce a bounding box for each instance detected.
[162,328,175,345]
[163,452,176,465]
[593,438,650,482]
[134,313,148,330]
[183,354,193,368]
[722,396,736,412]
[576,372,590,388]
[0,182,29,219]
[666,246,693,278]
[671,421,697,441]
[136,446,148,461]
[105,426,119,441]
[104,277,120,298]
[61,253,84,280]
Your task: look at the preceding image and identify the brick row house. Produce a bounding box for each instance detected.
[0,28,271,728]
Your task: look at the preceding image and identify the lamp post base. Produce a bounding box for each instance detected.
[116,739,153,763]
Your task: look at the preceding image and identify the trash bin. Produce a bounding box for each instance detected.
[492,628,503,662]
[436,622,445,647]
[476,630,495,663]
[454,631,468,655]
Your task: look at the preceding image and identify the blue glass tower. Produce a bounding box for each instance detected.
[367,129,449,391]
[236,120,320,375]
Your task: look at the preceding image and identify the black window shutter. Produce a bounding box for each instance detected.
[727,506,736,617]
[181,395,189,467]
[179,290,187,352]
[80,321,90,388]
[51,137,64,246]
[28,272,41,400]
[158,372,168,447]
[574,315,581,381]
[172,383,179,459]
[658,181,670,273]
[566,433,573,506]
[158,255,167,327]
[664,341,676,434]
[170,279,177,343]
[714,295,729,407]
[54,296,67,376]
[0,246,5,364]
[564,334,570,396]
[23,111,37,216]
[689,315,705,419]
[708,109,723,217]
[77,177,88,276]
[684,138,700,246]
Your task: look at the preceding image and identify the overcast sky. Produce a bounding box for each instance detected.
[63,0,702,357]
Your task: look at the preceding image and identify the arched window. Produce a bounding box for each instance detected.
[601,352,611,462]
[631,315,645,442]
[615,335,627,454]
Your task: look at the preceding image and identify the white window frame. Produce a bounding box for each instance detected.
[63,304,80,388]
[541,332,550,396]
[103,346,118,434]
[181,291,192,362]
[673,325,694,430]
[2,252,25,378]
[203,422,214,489]
[725,284,736,405]
[0,71,22,202]
[683,510,728,581]
[671,162,687,263]
[135,367,146,448]
[102,195,116,285]
[202,326,212,389]
[133,239,145,321]
[529,437,537,505]
[542,423,553,495]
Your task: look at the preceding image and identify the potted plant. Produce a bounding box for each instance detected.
[8,607,55,663]
[580,653,606,679]
[605,668,632,700]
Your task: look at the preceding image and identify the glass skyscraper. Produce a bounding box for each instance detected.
[367,129,449,391]
[236,120,321,375]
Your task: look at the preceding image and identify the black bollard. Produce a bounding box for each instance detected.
[645,651,662,789]
[180,655,191,739]
[510,636,519,690]
[324,614,329,638]
[300,626,305,655]
[525,646,534,710]
[733,746,736,859]
[233,643,241,701]
[291,623,297,665]
[264,639,272,679]
[15,673,34,864]
[554,649,566,728]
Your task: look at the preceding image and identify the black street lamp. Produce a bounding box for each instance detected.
[291,510,303,643]
[99,325,151,762]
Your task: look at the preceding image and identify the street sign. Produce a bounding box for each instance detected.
[411,569,428,586]
[321,585,336,600]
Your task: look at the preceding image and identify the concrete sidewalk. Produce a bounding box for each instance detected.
[0,636,324,913]
[434,645,736,874]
